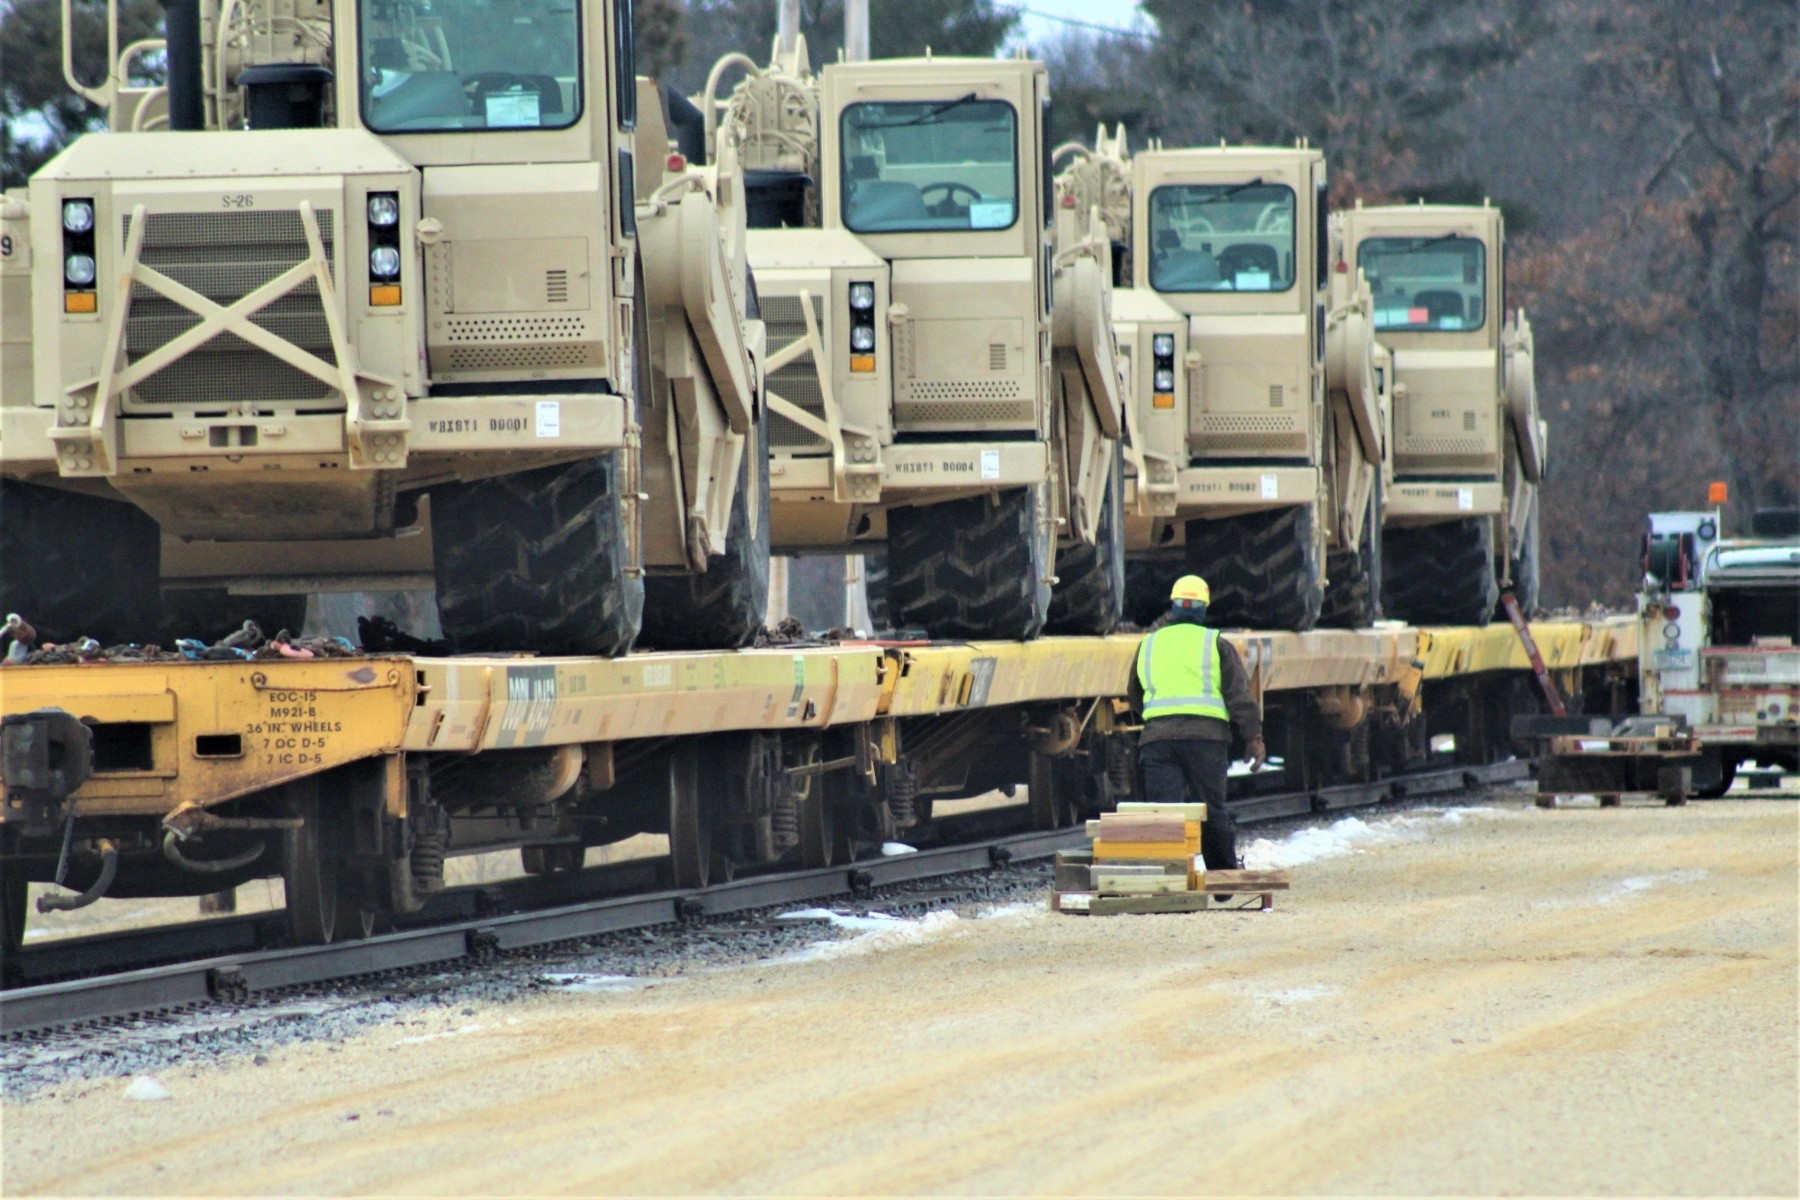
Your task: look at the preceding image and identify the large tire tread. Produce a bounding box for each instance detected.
[1047,452,1125,636]
[1183,505,1325,631]
[1383,516,1499,627]
[1,480,163,646]
[886,487,1051,641]
[1321,490,1383,630]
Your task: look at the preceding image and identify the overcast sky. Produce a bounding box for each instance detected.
[1009,0,1153,44]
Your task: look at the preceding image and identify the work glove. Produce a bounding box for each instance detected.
[1245,737,1268,771]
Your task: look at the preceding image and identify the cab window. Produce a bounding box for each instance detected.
[1148,183,1296,293]
[360,0,583,133]
[1358,235,1487,331]
[840,99,1018,234]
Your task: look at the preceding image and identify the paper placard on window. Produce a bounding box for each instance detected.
[1260,473,1278,500]
[485,91,541,128]
[981,449,1001,480]
[1439,316,1464,330]
[535,400,561,438]
[1234,271,1272,291]
[1456,487,1474,511]
[968,201,1012,229]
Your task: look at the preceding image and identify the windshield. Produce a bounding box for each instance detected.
[359,0,582,133]
[1358,235,1487,331]
[1148,183,1296,293]
[840,99,1018,234]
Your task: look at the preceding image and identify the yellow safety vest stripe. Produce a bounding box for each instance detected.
[1136,623,1229,721]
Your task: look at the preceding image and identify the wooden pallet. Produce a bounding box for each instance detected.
[1052,869,1291,915]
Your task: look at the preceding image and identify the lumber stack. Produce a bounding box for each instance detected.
[1050,802,1291,914]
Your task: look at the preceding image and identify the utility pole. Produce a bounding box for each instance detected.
[778,0,800,56]
[845,0,869,61]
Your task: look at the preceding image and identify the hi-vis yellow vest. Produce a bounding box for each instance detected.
[1136,623,1229,721]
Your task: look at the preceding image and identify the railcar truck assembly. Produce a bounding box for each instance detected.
[0,0,770,656]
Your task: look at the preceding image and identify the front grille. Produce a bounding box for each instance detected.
[762,294,828,450]
[126,210,339,407]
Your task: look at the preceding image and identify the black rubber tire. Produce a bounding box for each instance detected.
[1499,500,1541,618]
[0,479,163,646]
[1047,449,1125,636]
[1124,555,1184,627]
[886,486,1052,641]
[155,590,310,645]
[861,549,891,633]
[1,865,27,958]
[640,417,771,650]
[1383,516,1499,627]
[430,453,643,657]
[1321,486,1383,629]
[668,743,713,889]
[1693,753,1738,800]
[1183,504,1324,631]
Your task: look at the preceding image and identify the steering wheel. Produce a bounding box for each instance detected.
[1254,203,1288,233]
[919,180,985,217]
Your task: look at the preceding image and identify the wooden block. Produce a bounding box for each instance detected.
[1087,891,1214,916]
[1054,849,1094,867]
[1092,840,1196,862]
[1050,891,1094,913]
[1094,873,1189,896]
[1115,801,1207,822]
[1201,869,1291,892]
[1085,817,1198,842]
[1053,862,1092,891]
[1087,863,1183,880]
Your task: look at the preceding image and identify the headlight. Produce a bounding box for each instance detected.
[1153,367,1175,393]
[367,194,400,227]
[64,253,97,287]
[850,325,876,352]
[62,200,95,234]
[1152,333,1175,357]
[369,246,401,278]
[848,281,875,311]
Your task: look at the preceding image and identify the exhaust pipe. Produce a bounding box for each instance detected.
[156,0,204,130]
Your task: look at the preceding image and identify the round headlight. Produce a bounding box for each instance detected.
[62,200,95,234]
[369,246,401,279]
[1153,367,1175,393]
[848,282,875,311]
[64,253,97,287]
[1152,333,1175,357]
[850,324,876,352]
[367,194,400,227]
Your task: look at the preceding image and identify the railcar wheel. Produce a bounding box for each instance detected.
[1027,752,1075,831]
[282,779,340,945]
[668,743,713,889]
[793,743,840,869]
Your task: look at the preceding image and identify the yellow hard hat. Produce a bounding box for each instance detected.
[1170,575,1210,604]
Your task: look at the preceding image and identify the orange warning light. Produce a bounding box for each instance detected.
[1707,481,1728,505]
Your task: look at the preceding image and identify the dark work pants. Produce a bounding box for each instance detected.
[1137,738,1240,870]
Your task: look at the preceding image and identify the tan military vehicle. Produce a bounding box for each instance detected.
[1055,132,1388,630]
[701,38,1127,638]
[0,0,768,655]
[1338,201,1544,624]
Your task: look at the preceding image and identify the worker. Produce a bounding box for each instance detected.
[1127,575,1266,870]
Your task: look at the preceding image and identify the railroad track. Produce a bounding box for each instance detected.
[1,759,1532,1038]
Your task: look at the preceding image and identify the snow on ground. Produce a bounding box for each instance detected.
[774,908,963,962]
[1239,806,1507,871]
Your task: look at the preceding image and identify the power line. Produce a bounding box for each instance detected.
[1002,4,1156,41]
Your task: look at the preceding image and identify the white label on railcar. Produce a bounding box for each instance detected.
[1457,487,1474,511]
[1260,473,1277,499]
[536,400,561,438]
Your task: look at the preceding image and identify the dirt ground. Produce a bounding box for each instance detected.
[5,798,1795,1196]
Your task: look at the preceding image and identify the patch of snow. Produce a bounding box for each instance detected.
[1535,868,1709,910]
[781,909,962,962]
[1240,806,1502,870]
[972,900,1041,921]
[1259,984,1338,1005]
[123,1075,171,1101]
[880,842,918,855]
[541,972,655,993]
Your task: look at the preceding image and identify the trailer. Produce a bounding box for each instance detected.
[1,616,1638,952]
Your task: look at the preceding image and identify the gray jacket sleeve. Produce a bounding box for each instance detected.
[1217,639,1263,742]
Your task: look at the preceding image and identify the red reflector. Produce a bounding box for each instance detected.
[1335,260,1348,273]
[1664,605,1680,620]
[666,153,686,172]
[1061,193,1076,207]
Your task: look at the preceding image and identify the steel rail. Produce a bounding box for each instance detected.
[0,758,1533,1037]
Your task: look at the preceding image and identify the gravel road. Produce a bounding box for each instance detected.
[4,798,1793,1196]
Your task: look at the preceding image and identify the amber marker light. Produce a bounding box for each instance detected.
[849,354,876,373]
[1707,481,1728,505]
[370,285,402,307]
[64,292,97,314]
